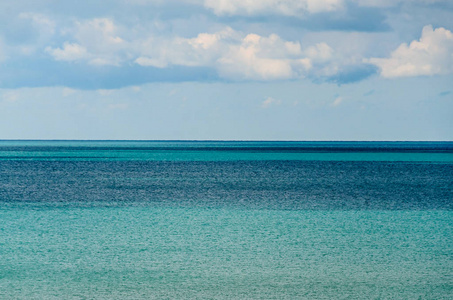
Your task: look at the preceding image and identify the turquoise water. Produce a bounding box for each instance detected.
[1,207,452,299]
[1,141,452,162]
[1,141,452,299]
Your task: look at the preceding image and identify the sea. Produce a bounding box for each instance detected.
[1,141,452,299]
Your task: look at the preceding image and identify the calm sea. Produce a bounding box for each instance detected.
[1,141,452,299]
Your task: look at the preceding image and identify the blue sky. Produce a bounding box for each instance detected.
[0,0,452,140]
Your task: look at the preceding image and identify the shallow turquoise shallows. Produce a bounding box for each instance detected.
[1,207,452,299]
[1,141,452,299]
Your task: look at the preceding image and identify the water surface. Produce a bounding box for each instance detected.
[1,141,452,299]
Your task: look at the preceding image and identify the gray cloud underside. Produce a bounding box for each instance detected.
[0,58,219,90]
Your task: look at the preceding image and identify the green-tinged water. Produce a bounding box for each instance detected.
[1,141,452,299]
[1,207,452,299]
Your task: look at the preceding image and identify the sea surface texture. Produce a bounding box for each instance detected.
[1,141,452,299]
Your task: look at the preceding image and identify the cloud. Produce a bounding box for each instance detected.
[2,91,19,103]
[0,55,219,90]
[202,0,452,17]
[4,10,388,88]
[74,18,124,47]
[117,1,390,33]
[18,12,55,36]
[2,12,55,45]
[136,27,239,69]
[332,96,343,106]
[0,11,57,58]
[46,18,127,66]
[261,97,281,108]
[204,0,344,16]
[135,57,168,68]
[135,28,324,80]
[354,0,451,8]
[62,87,77,97]
[305,42,333,62]
[39,19,376,86]
[46,42,89,61]
[216,33,312,80]
[367,25,453,78]
[97,89,115,96]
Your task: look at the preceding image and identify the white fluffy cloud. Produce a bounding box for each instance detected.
[216,33,311,80]
[368,25,453,78]
[135,27,239,68]
[46,18,127,66]
[135,27,330,80]
[46,18,342,80]
[203,0,343,16]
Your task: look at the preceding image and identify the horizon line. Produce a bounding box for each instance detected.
[0,139,452,143]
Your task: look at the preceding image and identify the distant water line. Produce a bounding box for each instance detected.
[0,140,452,162]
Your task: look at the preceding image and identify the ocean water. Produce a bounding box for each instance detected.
[1,141,452,299]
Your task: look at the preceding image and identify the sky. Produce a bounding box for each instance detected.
[0,0,452,140]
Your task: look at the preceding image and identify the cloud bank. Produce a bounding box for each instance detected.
[45,20,340,81]
[0,0,452,89]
